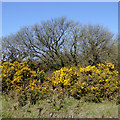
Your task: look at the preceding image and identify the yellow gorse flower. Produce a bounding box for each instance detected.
[2,61,118,103]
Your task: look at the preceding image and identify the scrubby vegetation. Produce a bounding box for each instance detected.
[1,17,119,118]
[2,61,119,106]
[2,95,118,118]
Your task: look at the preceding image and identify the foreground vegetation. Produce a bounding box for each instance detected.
[1,60,119,118]
[2,95,118,118]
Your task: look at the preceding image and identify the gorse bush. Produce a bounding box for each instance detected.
[2,61,52,105]
[51,67,79,88]
[2,61,119,105]
[2,62,16,92]
[50,67,80,98]
[71,62,119,102]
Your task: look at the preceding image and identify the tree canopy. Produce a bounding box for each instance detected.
[2,17,118,69]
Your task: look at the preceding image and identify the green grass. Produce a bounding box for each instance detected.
[2,95,119,118]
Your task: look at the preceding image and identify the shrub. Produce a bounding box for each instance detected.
[70,62,118,102]
[2,62,16,92]
[2,61,52,105]
[2,61,118,104]
[51,67,79,94]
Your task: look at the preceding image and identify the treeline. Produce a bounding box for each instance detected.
[2,17,118,70]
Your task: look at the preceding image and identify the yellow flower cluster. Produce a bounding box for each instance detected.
[2,61,119,104]
[70,61,118,102]
[2,61,52,105]
[51,67,79,89]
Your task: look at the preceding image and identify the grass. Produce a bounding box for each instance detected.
[2,94,119,118]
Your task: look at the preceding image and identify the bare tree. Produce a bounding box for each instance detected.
[2,17,117,69]
[79,24,117,66]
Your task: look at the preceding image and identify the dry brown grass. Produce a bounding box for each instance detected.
[2,95,119,118]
